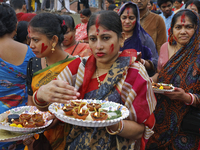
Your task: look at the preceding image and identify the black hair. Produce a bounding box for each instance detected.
[87,10,122,37]
[14,21,28,43]
[80,8,92,17]
[171,10,197,31]
[107,0,115,4]
[173,0,182,3]
[119,3,138,19]
[157,0,173,7]
[186,0,200,13]
[10,0,26,10]
[61,15,75,31]
[0,3,17,37]
[29,13,67,45]
[108,4,117,10]
[150,1,153,5]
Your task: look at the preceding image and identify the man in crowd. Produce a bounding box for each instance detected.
[157,0,174,39]
[10,0,36,22]
[133,0,166,54]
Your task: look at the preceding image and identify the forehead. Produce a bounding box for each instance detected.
[161,2,172,6]
[88,25,113,35]
[175,15,192,24]
[121,7,135,15]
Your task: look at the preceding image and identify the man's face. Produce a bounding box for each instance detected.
[132,0,149,10]
[160,2,173,18]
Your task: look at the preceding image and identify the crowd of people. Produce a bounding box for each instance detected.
[0,0,200,150]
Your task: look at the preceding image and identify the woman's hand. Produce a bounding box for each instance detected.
[164,87,191,103]
[37,80,80,104]
[45,114,61,130]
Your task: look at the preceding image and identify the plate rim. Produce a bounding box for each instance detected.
[48,99,129,127]
[0,106,53,133]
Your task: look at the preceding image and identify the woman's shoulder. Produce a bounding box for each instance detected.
[160,42,169,52]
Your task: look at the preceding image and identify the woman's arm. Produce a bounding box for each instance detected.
[107,120,145,140]
[27,95,34,106]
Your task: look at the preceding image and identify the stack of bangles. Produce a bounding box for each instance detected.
[185,93,198,105]
[106,120,124,135]
[32,90,50,108]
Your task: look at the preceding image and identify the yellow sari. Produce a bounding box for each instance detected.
[25,56,75,150]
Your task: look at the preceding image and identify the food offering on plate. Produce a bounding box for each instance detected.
[62,105,74,116]
[87,102,101,111]
[49,99,129,127]
[91,108,108,121]
[70,100,86,108]
[152,82,175,93]
[8,113,45,128]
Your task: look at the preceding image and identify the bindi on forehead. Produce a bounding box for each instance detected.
[126,7,130,16]
[190,2,193,7]
[181,12,186,25]
[95,15,100,35]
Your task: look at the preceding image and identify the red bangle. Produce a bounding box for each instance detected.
[35,90,46,104]
[185,93,194,105]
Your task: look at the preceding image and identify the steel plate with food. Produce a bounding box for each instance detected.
[152,82,175,93]
[48,99,129,127]
[0,106,53,133]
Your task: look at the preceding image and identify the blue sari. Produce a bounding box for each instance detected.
[0,46,35,150]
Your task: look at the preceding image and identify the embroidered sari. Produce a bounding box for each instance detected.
[26,56,76,150]
[146,9,200,150]
[57,49,157,150]
[0,46,35,150]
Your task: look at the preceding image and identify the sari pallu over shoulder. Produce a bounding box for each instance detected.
[57,49,157,150]
[146,9,200,150]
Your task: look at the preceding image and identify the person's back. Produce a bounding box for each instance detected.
[0,3,35,149]
[10,0,36,22]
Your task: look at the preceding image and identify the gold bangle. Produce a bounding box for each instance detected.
[106,120,122,135]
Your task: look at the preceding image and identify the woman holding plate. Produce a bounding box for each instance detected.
[25,13,76,150]
[33,11,157,149]
[147,10,200,149]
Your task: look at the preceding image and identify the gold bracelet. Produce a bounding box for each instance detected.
[106,120,122,135]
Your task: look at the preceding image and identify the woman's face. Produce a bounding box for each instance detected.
[120,7,137,33]
[29,27,53,58]
[63,28,75,46]
[172,15,196,46]
[105,0,109,9]
[88,25,124,64]
[186,4,198,13]
[80,14,89,23]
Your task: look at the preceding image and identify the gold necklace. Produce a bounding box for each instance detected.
[96,69,102,88]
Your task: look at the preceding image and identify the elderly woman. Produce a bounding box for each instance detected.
[147,9,200,150]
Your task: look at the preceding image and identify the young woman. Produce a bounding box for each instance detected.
[0,3,35,150]
[32,11,156,149]
[75,8,91,43]
[147,9,200,149]
[61,15,92,57]
[118,2,158,77]
[26,13,76,149]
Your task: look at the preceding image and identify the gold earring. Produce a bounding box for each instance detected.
[51,43,56,53]
[121,42,124,48]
